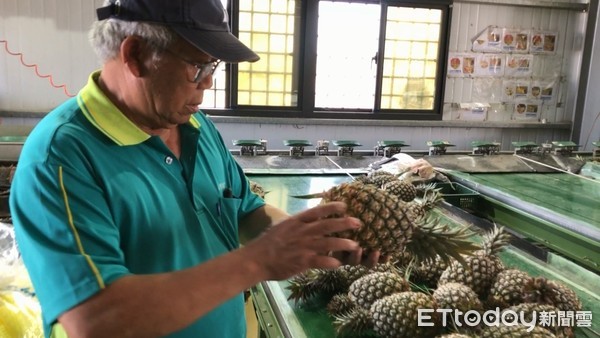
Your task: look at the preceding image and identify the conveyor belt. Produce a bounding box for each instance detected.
[247,174,599,338]
[446,171,600,273]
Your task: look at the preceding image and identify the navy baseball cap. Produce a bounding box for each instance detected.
[96,0,259,63]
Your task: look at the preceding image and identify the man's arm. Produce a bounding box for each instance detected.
[58,202,360,338]
[238,204,290,244]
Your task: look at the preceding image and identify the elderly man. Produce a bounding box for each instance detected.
[10,1,378,337]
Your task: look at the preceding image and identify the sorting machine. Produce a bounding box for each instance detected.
[1,136,599,337]
[234,145,599,338]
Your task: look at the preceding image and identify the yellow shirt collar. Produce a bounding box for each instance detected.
[78,70,201,146]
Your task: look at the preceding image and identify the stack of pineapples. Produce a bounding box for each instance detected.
[286,175,584,338]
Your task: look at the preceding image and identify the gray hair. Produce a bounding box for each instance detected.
[89,18,176,63]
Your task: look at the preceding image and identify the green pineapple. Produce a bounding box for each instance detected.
[370,292,440,338]
[332,307,374,338]
[286,263,399,305]
[301,181,480,263]
[488,269,531,308]
[368,171,398,188]
[412,255,450,288]
[382,180,417,202]
[503,303,574,338]
[522,277,582,312]
[326,293,358,317]
[286,268,347,304]
[348,272,410,309]
[433,282,483,313]
[479,324,557,337]
[438,226,511,298]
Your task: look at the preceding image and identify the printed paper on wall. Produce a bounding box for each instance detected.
[472,26,504,53]
[475,54,504,76]
[530,31,558,54]
[505,55,534,77]
[448,53,476,77]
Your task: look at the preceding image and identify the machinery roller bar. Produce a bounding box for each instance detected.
[514,154,600,184]
[454,177,600,243]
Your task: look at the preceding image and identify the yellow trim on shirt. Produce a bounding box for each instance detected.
[59,166,105,289]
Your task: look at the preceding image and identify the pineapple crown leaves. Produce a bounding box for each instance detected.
[286,273,321,304]
[286,268,347,303]
[332,306,375,338]
[326,293,358,318]
[290,192,326,199]
[406,217,481,265]
[480,225,512,257]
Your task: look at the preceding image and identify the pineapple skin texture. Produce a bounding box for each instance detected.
[348,272,410,309]
[433,282,482,314]
[370,292,440,338]
[480,324,557,338]
[488,269,531,308]
[322,181,416,256]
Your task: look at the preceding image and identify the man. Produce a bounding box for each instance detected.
[10,1,377,337]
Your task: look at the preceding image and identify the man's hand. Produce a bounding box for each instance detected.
[332,248,388,268]
[241,202,366,281]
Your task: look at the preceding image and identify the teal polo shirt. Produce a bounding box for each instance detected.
[10,71,266,338]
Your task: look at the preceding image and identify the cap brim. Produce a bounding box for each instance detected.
[172,27,259,63]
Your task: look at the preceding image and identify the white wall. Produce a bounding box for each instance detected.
[0,0,594,151]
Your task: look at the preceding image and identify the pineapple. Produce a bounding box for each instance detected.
[286,263,398,305]
[479,324,557,337]
[522,277,582,312]
[368,171,398,188]
[503,303,574,338]
[405,187,444,221]
[488,269,531,308]
[438,226,511,298]
[348,271,410,309]
[370,291,440,338]
[326,293,357,317]
[382,180,417,202]
[412,255,449,288]
[432,282,483,314]
[286,270,327,304]
[332,307,374,338]
[300,181,479,263]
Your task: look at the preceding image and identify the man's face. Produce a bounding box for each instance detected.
[140,39,217,129]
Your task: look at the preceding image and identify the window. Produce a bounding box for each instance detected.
[203,0,451,120]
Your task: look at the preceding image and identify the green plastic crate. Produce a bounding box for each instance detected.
[435,182,480,210]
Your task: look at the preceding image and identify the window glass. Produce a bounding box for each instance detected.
[382,7,442,110]
[314,2,380,110]
[205,0,447,119]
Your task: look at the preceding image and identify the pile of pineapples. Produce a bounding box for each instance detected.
[286,172,584,338]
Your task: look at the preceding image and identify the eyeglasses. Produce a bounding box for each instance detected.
[162,48,222,83]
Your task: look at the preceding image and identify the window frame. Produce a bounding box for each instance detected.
[203,0,453,121]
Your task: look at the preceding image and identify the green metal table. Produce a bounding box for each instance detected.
[247,174,600,338]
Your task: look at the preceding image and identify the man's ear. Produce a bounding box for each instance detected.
[120,36,150,78]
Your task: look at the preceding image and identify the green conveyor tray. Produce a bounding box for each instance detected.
[377,140,409,147]
[233,139,263,146]
[447,171,600,274]
[511,141,538,147]
[248,174,599,338]
[332,140,362,147]
[283,140,313,147]
[428,140,455,147]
